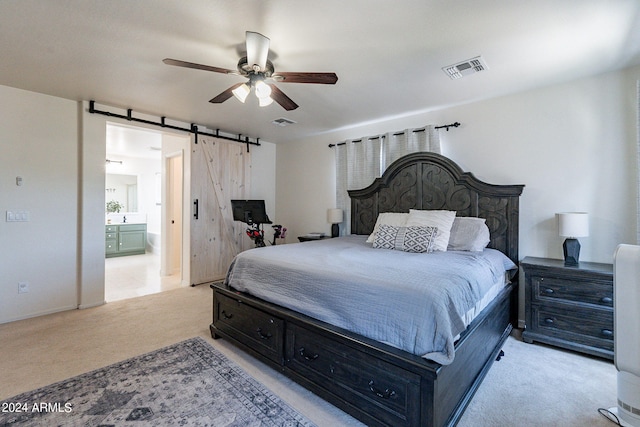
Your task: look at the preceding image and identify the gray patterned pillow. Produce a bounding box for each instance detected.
[373,224,439,253]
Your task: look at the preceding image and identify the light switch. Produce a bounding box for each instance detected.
[6,210,29,222]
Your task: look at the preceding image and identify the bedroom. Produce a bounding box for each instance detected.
[1,1,639,426]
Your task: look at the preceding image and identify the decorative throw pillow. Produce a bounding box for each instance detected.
[447,217,491,251]
[373,224,439,253]
[405,210,456,251]
[366,212,409,243]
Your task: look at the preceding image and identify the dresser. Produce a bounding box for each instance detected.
[521,256,613,360]
[106,223,147,258]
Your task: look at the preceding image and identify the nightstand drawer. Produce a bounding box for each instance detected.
[531,275,613,308]
[532,305,613,348]
[521,257,614,359]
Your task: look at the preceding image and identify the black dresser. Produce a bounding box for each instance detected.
[521,256,613,360]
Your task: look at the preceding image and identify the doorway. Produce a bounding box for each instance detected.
[162,151,184,277]
[104,123,188,302]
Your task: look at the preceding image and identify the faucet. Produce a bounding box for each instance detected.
[123,215,127,223]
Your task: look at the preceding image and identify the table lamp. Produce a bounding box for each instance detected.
[327,208,343,238]
[557,212,588,265]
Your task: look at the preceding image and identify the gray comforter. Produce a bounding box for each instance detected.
[224,235,516,365]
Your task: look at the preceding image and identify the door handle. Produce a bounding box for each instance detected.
[193,199,199,219]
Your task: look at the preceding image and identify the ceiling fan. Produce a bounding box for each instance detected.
[163,31,338,111]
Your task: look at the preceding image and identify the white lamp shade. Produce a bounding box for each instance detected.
[254,80,272,99]
[558,212,589,238]
[232,83,250,103]
[327,208,343,224]
[258,96,273,107]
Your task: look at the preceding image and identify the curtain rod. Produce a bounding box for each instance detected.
[88,100,261,151]
[327,122,460,148]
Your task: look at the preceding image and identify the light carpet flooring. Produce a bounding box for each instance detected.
[0,284,618,427]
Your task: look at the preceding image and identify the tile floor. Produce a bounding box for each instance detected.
[105,252,183,302]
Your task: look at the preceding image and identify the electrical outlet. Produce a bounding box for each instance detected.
[18,281,29,294]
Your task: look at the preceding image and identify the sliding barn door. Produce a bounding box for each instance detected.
[190,135,251,286]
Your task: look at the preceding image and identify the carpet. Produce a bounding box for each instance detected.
[0,337,316,426]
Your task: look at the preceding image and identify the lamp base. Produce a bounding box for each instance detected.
[563,238,581,265]
[331,223,339,238]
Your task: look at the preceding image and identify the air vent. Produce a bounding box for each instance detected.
[272,117,296,127]
[443,56,488,80]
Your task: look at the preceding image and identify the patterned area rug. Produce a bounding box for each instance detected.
[0,337,316,426]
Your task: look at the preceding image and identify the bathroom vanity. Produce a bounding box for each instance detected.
[105,223,147,257]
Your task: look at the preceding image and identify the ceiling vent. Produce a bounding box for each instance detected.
[443,56,488,80]
[271,117,297,127]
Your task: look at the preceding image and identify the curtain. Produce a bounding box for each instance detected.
[383,125,440,168]
[335,125,441,234]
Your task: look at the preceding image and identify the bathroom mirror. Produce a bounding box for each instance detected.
[106,174,138,213]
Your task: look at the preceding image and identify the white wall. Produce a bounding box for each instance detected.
[276,64,640,264]
[0,91,277,324]
[250,141,278,243]
[0,85,79,322]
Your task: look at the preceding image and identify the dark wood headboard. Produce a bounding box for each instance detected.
[348,152,524,263]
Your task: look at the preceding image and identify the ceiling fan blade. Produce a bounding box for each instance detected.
[245,31,270,71]
[269,85,299,111]
[163,58,237,75]
[273,72,338,84]
[209,83,244,104]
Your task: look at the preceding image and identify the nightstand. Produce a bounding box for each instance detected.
[297,235,331,242]
[521,256,613,360]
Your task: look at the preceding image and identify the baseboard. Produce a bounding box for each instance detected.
[78,301,106,310]
[0,304,78,324]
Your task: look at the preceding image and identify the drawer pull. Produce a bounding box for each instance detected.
[221,310,233,320]
[298,347,319,361]
[601,297,613,304]
[256,328,272,340]
[544,318,554,325]
[602,329,613,337]
[368,380,396,399]
[542,288,554,295]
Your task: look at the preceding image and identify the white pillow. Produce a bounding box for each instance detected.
[366,212,409,243]
[405,210,456,251]
[447,217,491,252]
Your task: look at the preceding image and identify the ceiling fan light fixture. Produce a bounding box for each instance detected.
[166,31,337,110]
[232,83,250,103]
[258,96,273,107]
[254,80,272,99]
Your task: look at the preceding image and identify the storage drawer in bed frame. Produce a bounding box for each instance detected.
[286,322,421,427]
[213,292,284,364]
[211,282,515,427]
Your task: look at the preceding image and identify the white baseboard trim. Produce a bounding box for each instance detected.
[1,305,77,325]
[78,301,106,310]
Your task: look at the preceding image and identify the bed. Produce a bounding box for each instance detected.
[210,152,524,427]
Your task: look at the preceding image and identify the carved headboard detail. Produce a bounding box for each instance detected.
[348,152,524,263]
